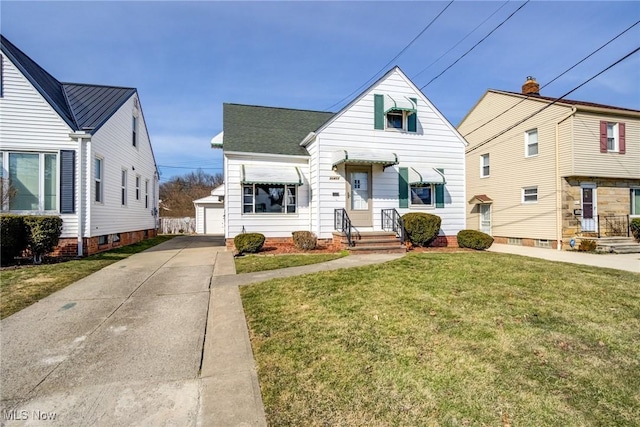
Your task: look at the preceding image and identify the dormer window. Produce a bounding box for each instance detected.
[374,94,417,132]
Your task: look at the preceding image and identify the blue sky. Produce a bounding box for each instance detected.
[2,1,639,182]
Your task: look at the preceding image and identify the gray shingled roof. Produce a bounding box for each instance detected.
[1,35,135,134]
[223,103,335,156]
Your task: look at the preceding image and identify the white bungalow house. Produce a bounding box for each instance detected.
[0,35,159,256]
[213,67,467,251]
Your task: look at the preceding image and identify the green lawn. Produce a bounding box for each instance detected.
[241,252,640,426]
[0,235,175,319]
[235,251,348,274]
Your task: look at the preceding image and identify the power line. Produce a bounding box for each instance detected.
[466,46,640,155]
[324,0,454,112]
[412,1,510,80]
[158,165,223,170]
[420,0,530,90]
[462,19,640,138]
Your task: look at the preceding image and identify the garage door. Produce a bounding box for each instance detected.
[204,206,224,234]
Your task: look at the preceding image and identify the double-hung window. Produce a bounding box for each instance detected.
[480,154,490,177]
[631,189,640,216]
[525,129,538,157]
[600,121,625,154]
[522,186,538,203]
[132,116,138,147]
[121,169,127,206]
[243,184,296,214]
[607,123,618,152]
[135,175,141,201]
[145,179,149,209]
[410,184,433,206]
[95,157,103,203]
[5,152,57,211]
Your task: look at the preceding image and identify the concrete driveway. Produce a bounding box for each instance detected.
[0,236,229,426]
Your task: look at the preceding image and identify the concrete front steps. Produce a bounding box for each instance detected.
[594,237,640,254]
[334,231,406,254]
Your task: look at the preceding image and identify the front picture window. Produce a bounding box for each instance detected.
[243,184,297,214]
[8,152,57,211]
[411,184,433,206]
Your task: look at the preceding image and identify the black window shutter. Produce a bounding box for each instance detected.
[60,150,75,214]
[435,168,445,208]
[399,167,409,208]
[374,94,384,130]
[407,98,417,132]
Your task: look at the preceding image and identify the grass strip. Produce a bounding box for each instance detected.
[235,251,348,274]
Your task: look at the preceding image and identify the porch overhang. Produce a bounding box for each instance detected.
[331,149,398,170]
[241,165,303,186]
[468,194,493,204]
[408,167,445,185]
[384,95,417,114]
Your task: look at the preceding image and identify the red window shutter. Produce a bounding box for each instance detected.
[619,122,626,154]
[599,121,608,153]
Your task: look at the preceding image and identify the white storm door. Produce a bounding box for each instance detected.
[479,204,491,234]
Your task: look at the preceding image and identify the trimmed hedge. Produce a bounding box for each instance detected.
[23,216,63,264]
[234,233,265,254]
[457,229,494,250]
[1,214,28,265]
[402,212,441,247]
[631,218,640,243]
[292,231,317,250]
[0,214,63,264]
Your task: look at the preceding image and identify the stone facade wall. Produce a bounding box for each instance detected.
[562,177,639,244]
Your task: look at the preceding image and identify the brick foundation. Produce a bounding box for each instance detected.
[51,228,158,257]
[493,236,558,250]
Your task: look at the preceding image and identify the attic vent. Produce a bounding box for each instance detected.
[133,97,139,109]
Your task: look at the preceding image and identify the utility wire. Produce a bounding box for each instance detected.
[412,0,510,80]
[420,0,530,90]
[324,0,454,112]
[158,165,223,170]
[463,19,640,138]
[466,46,640,154]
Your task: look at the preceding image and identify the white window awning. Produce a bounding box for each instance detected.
[241,165,303,186]
[384,95,417,114]
[332,150,398,169]
[408,167,445,185]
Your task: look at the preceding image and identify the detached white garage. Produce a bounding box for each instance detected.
[194,185,225,235]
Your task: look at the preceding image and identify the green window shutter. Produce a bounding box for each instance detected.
[399,167,409,208]
[435,168,445,208]
[374,94,384,130]
[407,97,417,132]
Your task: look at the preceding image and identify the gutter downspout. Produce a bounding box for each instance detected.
[555,106,577,251]
[70,132,91,257]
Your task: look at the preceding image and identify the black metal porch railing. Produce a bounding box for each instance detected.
[597,214,630,238]
[381,208,406,244]
[334,208,354,246]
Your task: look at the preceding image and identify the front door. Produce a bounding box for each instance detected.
[479,204,491,234]
[346,165,372,227]
[581,184,597,232]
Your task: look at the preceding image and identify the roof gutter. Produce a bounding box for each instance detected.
[299,132,316,147]
[573,104,640,119]
[555,106,577,251]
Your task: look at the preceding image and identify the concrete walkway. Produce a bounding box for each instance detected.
[0,236,403,427]
[488,243,640,273]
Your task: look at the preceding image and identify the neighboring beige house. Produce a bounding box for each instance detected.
[459,77,640,251]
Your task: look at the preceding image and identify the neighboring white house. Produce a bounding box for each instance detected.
[213,67,467,250]
[0,35,159,256]
[194,184,224,235]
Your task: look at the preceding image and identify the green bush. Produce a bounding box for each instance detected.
[578,239,597,252]
[0,214,28,265]
[457,229,494,250]
[234,233,265,254]
[402,212,441,247]
[292,231,317,250]
[23,216,63,264]
[631,218,640,242]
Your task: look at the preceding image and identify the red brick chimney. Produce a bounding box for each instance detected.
[522,76,540,95]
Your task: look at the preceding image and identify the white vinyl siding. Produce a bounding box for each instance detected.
[314,69,466,238]
[0,54,78,237]
[89,95,157,236]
